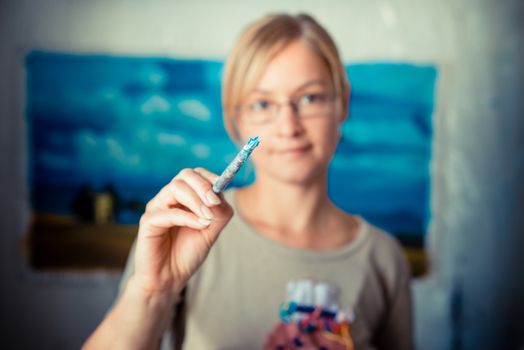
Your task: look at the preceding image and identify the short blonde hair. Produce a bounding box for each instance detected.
[222,13,350,140]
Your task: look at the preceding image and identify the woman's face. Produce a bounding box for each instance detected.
[236,40,347,186]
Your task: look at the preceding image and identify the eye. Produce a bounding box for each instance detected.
[249,99,271,112]
[298,93,327,105]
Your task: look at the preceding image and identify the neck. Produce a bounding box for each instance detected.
[238,172,333,237]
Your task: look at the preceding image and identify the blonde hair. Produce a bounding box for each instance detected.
[222,13,350,140]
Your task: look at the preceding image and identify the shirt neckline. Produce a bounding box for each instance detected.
[224,188,371,262]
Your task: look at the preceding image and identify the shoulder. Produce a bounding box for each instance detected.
[367,224,406,264]
[364,221,411,288]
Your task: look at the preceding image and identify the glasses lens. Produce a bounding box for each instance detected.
[298,93,335,117]
[241,94,337,124]
[243,101,275,124]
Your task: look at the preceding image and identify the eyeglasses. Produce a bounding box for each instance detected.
[237,92,338,125]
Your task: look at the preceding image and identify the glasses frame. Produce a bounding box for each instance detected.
[235,93,340,125]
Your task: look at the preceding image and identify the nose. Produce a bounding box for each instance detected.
[275,103,304,137]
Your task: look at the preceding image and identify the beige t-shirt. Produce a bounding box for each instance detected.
[118,190,413,350]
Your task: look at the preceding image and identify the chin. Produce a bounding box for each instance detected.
[265,161,328,186]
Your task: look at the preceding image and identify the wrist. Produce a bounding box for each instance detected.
[113,277,177,347]
[126,276,179,309]
[84,276,177,350]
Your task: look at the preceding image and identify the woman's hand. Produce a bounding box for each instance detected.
[83,167,232,350]
[131,167,233,298]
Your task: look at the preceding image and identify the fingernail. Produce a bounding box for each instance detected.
[205,190,221,205]
[200,205,214,220]
[198,218,211,226]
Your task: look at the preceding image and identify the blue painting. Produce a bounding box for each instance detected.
[26,51,436,241]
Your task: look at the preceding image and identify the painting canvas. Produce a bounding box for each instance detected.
[25,51,436,270]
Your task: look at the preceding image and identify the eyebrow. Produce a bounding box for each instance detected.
[251,80,329,94]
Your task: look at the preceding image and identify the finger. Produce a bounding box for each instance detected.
[145,174,213,219]
[145,185,175,212]
[187,166,233,240]
[139,208,211,237]
[145,176,191,212]
[194,167,220,185]
[193,167,227,204]
[177,168,222,207]
[145,181,187,212]
[165,179,215,220]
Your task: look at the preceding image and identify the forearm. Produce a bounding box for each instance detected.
[83,277,176,350]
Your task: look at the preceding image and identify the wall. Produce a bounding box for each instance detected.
[0,0,523,349]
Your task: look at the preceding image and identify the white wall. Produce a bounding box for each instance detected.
[1,0,523,349]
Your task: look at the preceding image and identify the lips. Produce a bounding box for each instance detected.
[278,144,312,155]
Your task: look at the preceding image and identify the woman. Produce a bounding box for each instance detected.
[84,13,413,350]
